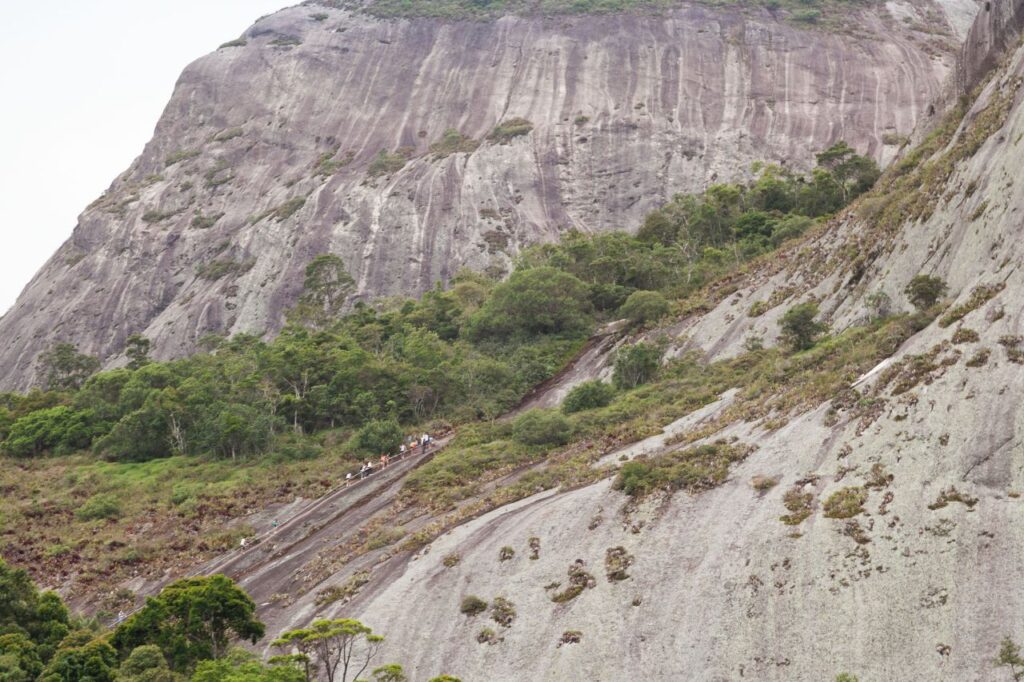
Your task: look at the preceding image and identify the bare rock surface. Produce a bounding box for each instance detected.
[0,0,968,389]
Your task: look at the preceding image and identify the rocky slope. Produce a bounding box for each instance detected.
[0,0,971,389]
[102,1,1024,679]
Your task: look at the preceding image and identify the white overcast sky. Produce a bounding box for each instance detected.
[0,1,288,316]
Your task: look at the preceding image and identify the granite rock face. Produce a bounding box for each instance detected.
[0,0,968,389]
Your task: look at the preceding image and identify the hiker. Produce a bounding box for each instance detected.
[380,453,388,468]
[400,443,406,457]
[359,463,368,479]
[240,537,247,549]
[116,610,126,624]
[345,472,353,486]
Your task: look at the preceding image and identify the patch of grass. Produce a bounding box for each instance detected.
[748,300,769,317]
[367,149,409,177]
[780,487,814,525]
[76,493,122,521]
[604,546,633,581]
[460,595,488,616]
[191,212,224,230]
[270,36,302,47]
[499,546,515,561]
[315,570,370,606]
[364,527,406,550]
[966,348,991,367]
[141,209,179,224]
[612,440,753,498]
[927,486,978,510]
[487,118,534,144]
[476,627,500,645]
[314,149,354,177]
[550,560,595,603]
[822,487,868,519]
[442,552,461,567]
[196,258,256,281]
[430,129,480,158]
[951,327,980,344]
[214,127,245,143]
[938,283,1005,327]
[751,475,779,492]
[558,630,582,646]
[490,597,516,627]
[219,38,247,49]
[164,149,200,167]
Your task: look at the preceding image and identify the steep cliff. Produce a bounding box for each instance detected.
[0,0,968,389]
[105,2,1024,680]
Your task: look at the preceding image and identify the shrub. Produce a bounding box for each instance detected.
[368,149,407,177]
[487,118,533,144]
[498,546,515,562]
[1,406,94,457]
[468,266,592,340]
[751,475,779,492]
[613,461,662,497]
[512,409,571,447]
[780,487,813,525]
[442,553,461,568]
[490,597,516,627]
[476,628,499,645]
[618,290,670,325]
[748,301,769,317]
[429,129,479,157]
[604,547,634,581]
[938,283,1005,327]
[562,381,615,414]
[353,419,404,454]
[822,487,868,519]
[904,275,947,311]
[460,596,488,616]
[612,342,663,389]
[219,39,247,49]
[558,630,582,646]
[951,327,980,344]
[550,561,595,603]
[76,494,122,521]
[779,302,827,351]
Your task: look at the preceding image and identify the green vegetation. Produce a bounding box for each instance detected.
[780,487,814,525]
[272,619,388,682]
[613,441,752,498]
[997,637,1024,681]
[429,129,479,158]
[165,149,200,167]
[822,487,867,518]
[367,150,408,177]
[562,381,615,414]
[904,275,947,311]
[218,39,247,49]
[196,258,255,281]
[779,302,828,351]
[489,598,516,627]
[938,283,1005,327]
[459,596,488,616]
[604,546,633,581]
[618,290,670,325]
[112,575,264,672]
[612,342,662,389]
[512,409,571,446]
[486,118,533,144]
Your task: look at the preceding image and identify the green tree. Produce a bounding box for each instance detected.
[612,343,662,389]
[815,140,880,204]
[370,664,407,682]
[997,637,1024,681]
[39,634,118,682]
[618,290,670,325]
[561,380,615,414]
[125,335,152,370]
[468,267,592,340]
[38,343,101,391]
[290,255,356,329]
[111,575,265,673]
[272,619,383,682]
[191,649,302,682]
[0,633,44,682]
[0,559,71,663]
[353,419,404,455]
[779,302,827,351]
[1,406,94,457]
[117,645,182,682]
[904,275,947,311]
[512,410,571,447]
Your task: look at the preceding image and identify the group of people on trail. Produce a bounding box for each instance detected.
[343,433,434,486]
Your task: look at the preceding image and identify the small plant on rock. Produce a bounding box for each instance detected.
[605,547,634,582]
[499,546,515,562]
[460,596,488,616]
[823,487,868,519]
[780,487,814,525]
[490,597,516,627]
[551,560,596,603]
[558,630,582,647]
